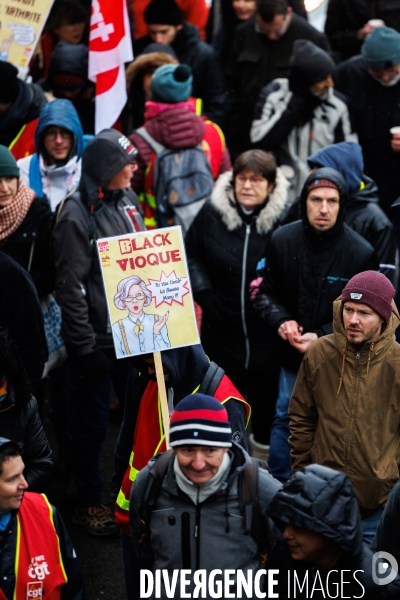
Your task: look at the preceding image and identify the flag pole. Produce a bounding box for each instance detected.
[153,351,170,449]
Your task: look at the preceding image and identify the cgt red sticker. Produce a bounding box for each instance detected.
[27,581,43,598]
[98,241,109,253]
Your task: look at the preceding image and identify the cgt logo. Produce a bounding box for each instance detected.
[27,581,43,598]
[372,551,398,585]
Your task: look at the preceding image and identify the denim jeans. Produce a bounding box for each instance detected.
[361,508,385,546]
[268,368,298,482]
[67,348,132,507]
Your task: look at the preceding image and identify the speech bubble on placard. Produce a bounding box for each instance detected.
[6,24,36,45]
[147,270,190,308]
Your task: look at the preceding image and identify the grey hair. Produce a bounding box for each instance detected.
[114,276,152,309]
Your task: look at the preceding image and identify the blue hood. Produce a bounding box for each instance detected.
[308,142,363,195]
[34,99,84,160]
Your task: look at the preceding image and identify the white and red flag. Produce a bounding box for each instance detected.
[89,0,133,133]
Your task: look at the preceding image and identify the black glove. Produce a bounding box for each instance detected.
[81,349,115,378]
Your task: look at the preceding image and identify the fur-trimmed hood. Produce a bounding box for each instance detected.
[126,52,178,91]
[210,168,289,234]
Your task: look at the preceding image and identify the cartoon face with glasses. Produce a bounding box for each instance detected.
[111,275,170,357]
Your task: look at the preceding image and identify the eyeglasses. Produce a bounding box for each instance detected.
[44,128,72,141]
[235,175,266,186]
[123,294,146,302]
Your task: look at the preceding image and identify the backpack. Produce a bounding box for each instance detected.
[135,127,214,234]
[136,362,269,562]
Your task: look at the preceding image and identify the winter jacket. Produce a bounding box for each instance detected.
[307,142,396,280]
[18,99,84,211]
[1,194,54,298]
[254,168,378,372]
[129,441,281,597]
[334,55,400,213]
[225,14,329,156]
[0,497,86,600]
[112,344,249,499]
[0,80,46,152]
[52,131,145,356]
[251,80,356,203]
[124,51,179,132]
[129,100,231,194]
[0,391,52,492]
[185,169,289,372]
[289,298,400,517]
[325,0,400,61]
[266,465,387,598]
[0,253,47,390]
[134,23,227,126]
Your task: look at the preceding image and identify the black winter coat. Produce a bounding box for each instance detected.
[134,23,226,127]
[282,176,396,281]
[334,56,400,213]
[0,253,47,389]
[2,195,54,297]
[325,0,400,60]
[254,168,378,372]
[225,14,329,155]
[52,131,146,356]
[0,81,46,148]
[0,391,52,492]
[266,465,392,598]
[185,169,289,372]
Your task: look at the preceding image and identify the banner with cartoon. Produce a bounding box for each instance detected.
[97,226,200,358]
[0,0,55,68]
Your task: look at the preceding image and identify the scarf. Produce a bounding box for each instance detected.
[0,179,36,246]
[174,451,231,505]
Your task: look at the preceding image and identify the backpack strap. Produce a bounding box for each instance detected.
[55,191,98,243]
[239,458,269,562]
[198,362,225,397]
[138,449,175,541]
[135,127,165,155]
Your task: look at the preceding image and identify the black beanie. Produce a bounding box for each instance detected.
[289,40,335,87]
[0,62,20,104]
[145,0,183,26]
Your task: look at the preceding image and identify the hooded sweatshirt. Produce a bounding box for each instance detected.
[289,298,400,517]
[267,465,384,598]
[52,130,145,355]
[18,99,84,210]
[254,168,378,372]
[251,42,356,203]
[307,142,396,280]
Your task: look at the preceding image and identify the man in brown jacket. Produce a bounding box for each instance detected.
[289,270,400,544]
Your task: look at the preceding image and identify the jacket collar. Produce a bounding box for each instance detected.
[210,168,289,234]
[333,298,400,365]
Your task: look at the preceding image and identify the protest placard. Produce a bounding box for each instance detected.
[97,226,200,359]
[0,0,55,68]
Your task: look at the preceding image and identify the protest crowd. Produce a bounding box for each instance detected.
[4,0,400,597]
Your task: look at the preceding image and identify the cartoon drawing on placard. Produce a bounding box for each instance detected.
[111,275,170,357]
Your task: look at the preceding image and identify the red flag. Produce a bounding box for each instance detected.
[89,0,133,133]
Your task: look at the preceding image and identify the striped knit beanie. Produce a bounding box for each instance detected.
[169,394,232,448]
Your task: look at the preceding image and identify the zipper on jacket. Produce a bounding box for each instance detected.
[241,224,251,370]
[356,352,360,359]
[195,488,201,570]
[181,512,191,569]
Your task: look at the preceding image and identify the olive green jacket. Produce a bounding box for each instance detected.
[289,298,400,517]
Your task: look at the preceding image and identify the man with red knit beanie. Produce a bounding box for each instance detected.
[289,270,400,544]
